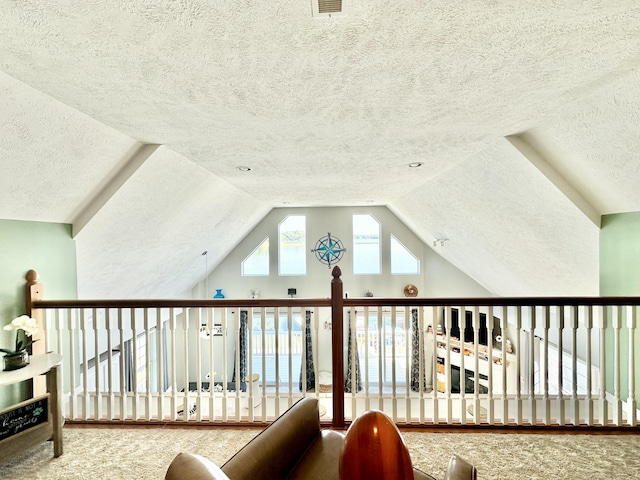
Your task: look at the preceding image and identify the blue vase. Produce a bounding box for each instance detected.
[213,289,225,299]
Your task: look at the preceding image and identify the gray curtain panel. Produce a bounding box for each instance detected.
[232,310,248,384]
[345,311,362,393]
[299,310,316,391]
[162,325,169,392]
[410,308,427,391]
[123,338,134,392]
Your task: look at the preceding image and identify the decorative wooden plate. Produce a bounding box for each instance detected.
[403,284,418,297]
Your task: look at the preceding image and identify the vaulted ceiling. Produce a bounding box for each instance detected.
[1,2,639,298]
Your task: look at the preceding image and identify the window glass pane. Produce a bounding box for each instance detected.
[251,311,302,386]
[279,215,306,275]
[353,214,380,274]
[390,235,420,274]
[355,310,409,390]
[242,237,269,276]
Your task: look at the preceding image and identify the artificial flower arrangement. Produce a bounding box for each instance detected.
[1,315,38,356]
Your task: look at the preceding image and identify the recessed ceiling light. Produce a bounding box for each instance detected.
[236,166,251,172]
[407,162,423,168]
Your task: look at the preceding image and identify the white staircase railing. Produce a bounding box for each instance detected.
[28,271,639,428]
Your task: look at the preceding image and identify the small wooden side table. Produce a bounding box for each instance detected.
[0,353,63,460]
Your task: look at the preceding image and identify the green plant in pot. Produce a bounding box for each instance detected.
[1,315,38,371]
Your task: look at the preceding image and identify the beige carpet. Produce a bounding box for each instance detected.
[1,426,639,479]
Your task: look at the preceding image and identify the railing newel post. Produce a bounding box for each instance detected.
[25,269,46,395]
[331,266,345,429]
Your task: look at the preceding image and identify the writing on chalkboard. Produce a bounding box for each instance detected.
[0,396,48,442]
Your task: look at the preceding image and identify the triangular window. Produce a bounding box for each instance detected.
[242,237,269,276]
[391,235,420,274]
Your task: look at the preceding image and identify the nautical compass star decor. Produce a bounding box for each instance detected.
[311,232,346,268]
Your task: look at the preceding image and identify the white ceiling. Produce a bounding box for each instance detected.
[1,2,639,298]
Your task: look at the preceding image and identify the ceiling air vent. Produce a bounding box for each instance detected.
[311,0,344,17]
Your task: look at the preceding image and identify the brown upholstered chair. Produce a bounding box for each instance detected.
[165,398,476,480]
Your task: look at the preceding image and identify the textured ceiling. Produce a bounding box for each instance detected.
[1,2,639,298]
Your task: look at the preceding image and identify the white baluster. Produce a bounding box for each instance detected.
[390,306,397,422]
[418,306,426,423]
[118,308,126,421]
[557,305,565,425]
[363,306,370,412]
[430,306,438,423]
[613,306,622,426]
[597,306,608,425]
[80,308,89,420]
[514,305,522,425]
[541,306,550,425]
[287,306,293,408]
[92,307,101,420]
[584,305,593,426]
[569,305,579,425]
[487,305,495,425]
[379,308,384,409]
[627,305,637,426]
[528,306,537,424]
[156,307,165,422]
[261,307,267,419]
[499,306,508,425]
[169,307,177,421]
[404,307,411,423]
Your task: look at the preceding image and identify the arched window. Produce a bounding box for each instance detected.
[279,215,306,275]
[353,214,381,275]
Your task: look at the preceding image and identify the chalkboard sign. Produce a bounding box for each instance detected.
[0,396,48,442]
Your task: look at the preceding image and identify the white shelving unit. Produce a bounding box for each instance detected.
[435,335,517,395]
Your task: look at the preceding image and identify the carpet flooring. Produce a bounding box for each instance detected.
[1,425,639,479]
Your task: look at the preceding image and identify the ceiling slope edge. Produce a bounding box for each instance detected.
[71,143,161,237]
[506,134,601,227]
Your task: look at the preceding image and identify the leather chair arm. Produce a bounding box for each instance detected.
[445,454,477,480]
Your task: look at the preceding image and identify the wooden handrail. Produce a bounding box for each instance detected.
[31,298,333,309]
[32,296,640,309]
[344,296,640,307]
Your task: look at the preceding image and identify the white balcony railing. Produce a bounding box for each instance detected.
[28,271,639,429]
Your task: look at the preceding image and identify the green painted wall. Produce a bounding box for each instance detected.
[0,219,77,409]
[600,212,640,296]
[600,212,640,401]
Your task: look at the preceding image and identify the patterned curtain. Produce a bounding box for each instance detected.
[299,310,316,391]
[232,310,248,385]
[162,324,169,392]
[410,308,426,392]
[345,311,362,393]
[123,338,134,392]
